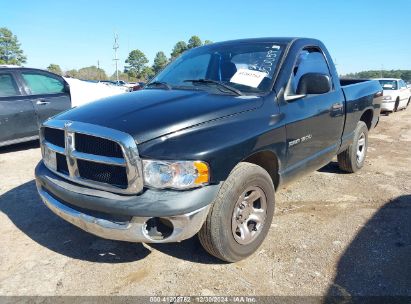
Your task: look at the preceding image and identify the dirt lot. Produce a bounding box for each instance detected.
[0,108,410,297]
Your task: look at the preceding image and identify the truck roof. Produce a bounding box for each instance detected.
[209,37,318,47]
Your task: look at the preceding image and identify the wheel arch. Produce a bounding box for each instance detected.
[360,109,374,130]
[242,150,280,190]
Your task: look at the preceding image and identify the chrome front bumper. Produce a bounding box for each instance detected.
[37,186,211,243]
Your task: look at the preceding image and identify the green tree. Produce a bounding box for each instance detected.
[170,41,187,60]
[110,71,131,82]
[187,35,202,49]
[47,64,63,75]
[76,66,107,80]
[342,69,411,82]
[140,66,155,81]
[152,51,168,74]
[65,69,78,78]
[203,40,213,45]
[125,49,149,79]
[0,27,26,65]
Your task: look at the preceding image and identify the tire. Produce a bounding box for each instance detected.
[198,162,275,262]
[337,121,368,173]
[394,97,400,112]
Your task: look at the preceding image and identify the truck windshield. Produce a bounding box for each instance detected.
[149,42,284,95]
[379,80,398,90]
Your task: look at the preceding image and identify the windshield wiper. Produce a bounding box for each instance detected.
[146,81,172,90]
[184,79,243,96]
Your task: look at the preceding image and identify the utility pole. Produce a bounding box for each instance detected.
[97,60,101,80]
[380,64,384,78]
[113,33,119,83]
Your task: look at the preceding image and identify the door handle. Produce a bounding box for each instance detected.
[331,103,343,110]
[36,100,50,105]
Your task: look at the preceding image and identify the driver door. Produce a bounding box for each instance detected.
[282,48,345,171]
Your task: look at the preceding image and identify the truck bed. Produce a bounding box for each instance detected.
[339,78,383,152]
[340,78,370,86]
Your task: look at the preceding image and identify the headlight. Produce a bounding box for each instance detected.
[142,160,209,189]
[383,96,392,101]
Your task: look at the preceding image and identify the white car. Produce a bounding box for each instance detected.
[377,78,411,112]
[63,77,128,107]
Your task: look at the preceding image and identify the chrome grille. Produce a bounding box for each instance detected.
[77,159,128,188]
[56,153,69,175]
[40,120,143,195]
[44,127,65,148]
[75,133,123,158]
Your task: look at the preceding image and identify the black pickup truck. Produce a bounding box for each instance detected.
[35,38,382,262]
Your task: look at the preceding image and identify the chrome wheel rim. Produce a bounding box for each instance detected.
[356,132,366,164]
[231,186,267,245]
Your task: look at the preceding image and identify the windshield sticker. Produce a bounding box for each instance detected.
[230,68,267,88]
[257,46,282,76]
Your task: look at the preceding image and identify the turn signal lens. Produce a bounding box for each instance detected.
[194,161,209,184]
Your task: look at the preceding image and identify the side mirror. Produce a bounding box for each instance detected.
[296,73,331,95]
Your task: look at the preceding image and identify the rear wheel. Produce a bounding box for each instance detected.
[394,97,400,112]
[337,121,368,173]
[198,162,275,262]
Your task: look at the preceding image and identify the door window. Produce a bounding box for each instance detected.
[0,73,20,97]
[400,80,406,88]
[290,48,332,94]
[22,72,64,95]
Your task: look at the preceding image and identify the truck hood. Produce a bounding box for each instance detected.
[56,89,263,143]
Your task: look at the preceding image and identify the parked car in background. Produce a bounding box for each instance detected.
[100,80,131,92]
[377,78,411,112]
[64,77,128,107]
[131,81,145,91]
[0,65,71,147]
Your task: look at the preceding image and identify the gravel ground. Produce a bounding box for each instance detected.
[0,108,410,297]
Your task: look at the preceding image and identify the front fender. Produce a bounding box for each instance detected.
[138,101,286,184]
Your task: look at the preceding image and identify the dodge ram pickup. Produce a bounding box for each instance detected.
[35,38,382,262]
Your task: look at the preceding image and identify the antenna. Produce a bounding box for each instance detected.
[113,33,119,82]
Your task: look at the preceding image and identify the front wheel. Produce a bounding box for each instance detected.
[337,121,368,173]
[198,162,275,262]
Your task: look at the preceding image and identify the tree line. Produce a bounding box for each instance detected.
[122,35,212,81]
[47,35,212,81]
[342,70,411,82]
[1,27,211,82]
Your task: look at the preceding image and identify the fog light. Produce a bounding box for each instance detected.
[144,217,173,240]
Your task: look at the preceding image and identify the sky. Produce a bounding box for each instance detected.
[2,0,411,76]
